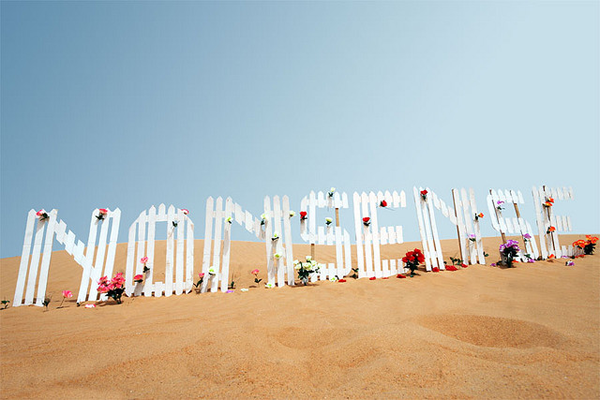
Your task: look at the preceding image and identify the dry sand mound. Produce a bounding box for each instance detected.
[1,235,599,399]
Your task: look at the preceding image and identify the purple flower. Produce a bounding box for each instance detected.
[565,261,575,266]
[523,233,532,240]
[490,263,496,267]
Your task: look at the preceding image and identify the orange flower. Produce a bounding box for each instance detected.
[543,201,553,207]
[547,226,556,233]
[573,240,586,249]
[548,197,554,203]
[548,254,555,259]
[585,235,598,244]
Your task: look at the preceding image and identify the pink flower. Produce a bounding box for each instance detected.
[140,257,148,264]
[198,272,205,278]
[84,304,96,308]
[62,290,73,298]
[181,209,189,215]
[251,269,259,275]
[99,208,108,215]
[36,209,47,217]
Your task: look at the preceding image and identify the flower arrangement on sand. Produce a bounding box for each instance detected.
[251,269,262,286]
[97,273,126,304]
[59,290,72,308]
[499,240,520,268]
[294,256,321,285]
[573,236,598,255]
[402,248,425,277]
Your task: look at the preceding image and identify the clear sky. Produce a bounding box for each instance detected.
[1,1,598,258]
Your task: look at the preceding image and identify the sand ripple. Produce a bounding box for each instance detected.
[417,314,564,349]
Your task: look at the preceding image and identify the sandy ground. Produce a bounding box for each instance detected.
[1,234,598,399]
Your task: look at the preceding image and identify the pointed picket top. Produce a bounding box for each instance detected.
[158,203,166,218]
[342,192,349,208]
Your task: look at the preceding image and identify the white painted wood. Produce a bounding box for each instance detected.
[175,210,185,295]
[309,191,317,245]
[264,196,275,287]
[532,187,548,259]
[382,259,390,277]
[343,229,352,276]
[220,198,233,292]
[34,211,57,306]
[317,191,325,208]
[317,226,325,245]
[282,196,295,286]
[353,192,365,278]
[426,191,445,269]
[390,259,397,275]
[164,205,175,296]
[144,206,157,297]
[361,192,374,277]
[421,188,438,269]
[14,210,37,306]
[470,188,485,265]
[413,187,431,271]
[201,197,214,293]
[392,191,400,208]
[185,215,194,293]
[379,227,388,245]
[453,189,468,263]
[342,192,349,209]
[400,191,406,208]
[64,230,75,255]
[24,217,46,305]
[210,198,223,293]
[272,196,285,287]
[396,226,403,243]
[369,192,382,278]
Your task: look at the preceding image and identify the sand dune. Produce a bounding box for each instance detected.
[1,235,598,399]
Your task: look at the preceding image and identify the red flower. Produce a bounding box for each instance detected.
[338,279,347,283]
[446,265,458,271]
[380,200,387,207]
[300,211,307,220]
[369,276,376,280]
[548,254,555,259]
[420,190,428,196]
[363,217,371,226]
[397,274,406,279]
[99,208,108,215]
[432,267,440,272]
[461,263,468,268]
[382,277,389,279]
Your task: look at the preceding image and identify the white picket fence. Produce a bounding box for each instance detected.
[353,191,406,278]
[14,208,121,307]
[202,196,295,291]
[487,189,539,261]
[125,205,194,297]
[414,187,485,271]
[532,186,573,259]
[300,191,352,281]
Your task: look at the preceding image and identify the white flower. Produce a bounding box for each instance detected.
[289,210,295,217]
[261,213,268,221]
[240,288,249,292]
[226,216,232,223]
[208,267,216,275]
[325,217,333,225]
[306,256,312,261]
[329,187,336,193]
[330,276,338,282]
[295,264,301,270]
[274,253,282,259]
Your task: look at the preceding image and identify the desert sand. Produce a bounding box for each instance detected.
[1,234,599,399]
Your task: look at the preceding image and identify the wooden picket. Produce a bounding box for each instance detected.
[15,208,122,307]
[125,204,194,297]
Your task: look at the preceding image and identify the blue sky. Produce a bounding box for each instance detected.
[1,1,598,258]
